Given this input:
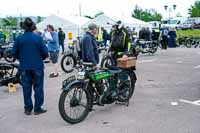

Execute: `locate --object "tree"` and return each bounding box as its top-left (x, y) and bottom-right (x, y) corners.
top-left (188, 0), bottom-right (200, 17)
top-left (1, 16), bottom-right (18, 28)
top-left (132, 5), bottom-right (162, 22)
top-left (37, 16), bottom-right (42, 23)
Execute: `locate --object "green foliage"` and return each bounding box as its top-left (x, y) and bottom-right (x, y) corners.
top-left (132, 5), bottom-right (162, 22)
top-left (177, 30), bottom-right (200, 38)
top-left (1, 16), bottom-right (18, 28)
top-left (189, 0), bottom-right (200, 17)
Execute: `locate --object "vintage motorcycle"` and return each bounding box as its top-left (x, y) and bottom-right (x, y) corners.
top-left (58, 62), bottom-right (137, 124)
top-left (0, 62), bottom-right (21, 86)
top-left (0, 42), bottom-right (16, 63)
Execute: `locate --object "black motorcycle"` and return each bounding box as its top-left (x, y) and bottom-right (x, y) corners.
top-left (61, 40), bottom-right (82, 73)
top-left (0, 62), bottom-right (21, 86)
top-left (59, 62), bottom-right (136, 124)
top-left (135, 39), bottom-right (158, 54)
top-left (0, 42), bottom-right (16, 63)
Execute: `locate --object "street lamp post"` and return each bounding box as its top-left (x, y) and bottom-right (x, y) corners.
top-left (164, 5), bottom-right (177, 20)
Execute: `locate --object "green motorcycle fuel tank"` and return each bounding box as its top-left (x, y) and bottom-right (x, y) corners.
top-left (88, 71), bottom-right (111, 81)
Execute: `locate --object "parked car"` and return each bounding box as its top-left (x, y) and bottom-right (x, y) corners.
top-left (178, 17), bottom-right (200, 30)
top-left (161, 17), bottom-right (187, 29)
top-left (192, 23), bottom-right (200, 29)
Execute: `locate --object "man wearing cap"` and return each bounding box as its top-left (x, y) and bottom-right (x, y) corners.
top-left (12, 18), bottom-right (48, 115)
top-left (82, 23), bottom-right (99, 65)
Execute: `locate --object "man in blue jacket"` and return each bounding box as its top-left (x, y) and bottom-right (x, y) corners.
top-left (82, 23), bottom-right (99, 65)
top-left (12, 18), bottom-right (49, 115)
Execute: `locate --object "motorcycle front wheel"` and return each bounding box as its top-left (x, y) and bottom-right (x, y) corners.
top-left (59, 83), bottom-right (92, 124)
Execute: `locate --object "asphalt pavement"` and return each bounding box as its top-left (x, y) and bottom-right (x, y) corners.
top-left (0, 48), bottom-right (200, 133)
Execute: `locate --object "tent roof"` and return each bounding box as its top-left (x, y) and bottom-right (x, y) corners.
top-left (82, 14), bottom-right (148, 29)
top-left (82, 14), bottom-right (116, 28)
top-left (37, 15), bottom-right (77, 30)
top-left (60, 15), bottom-right (90, 27)
top-left (109, 15), bottom-right (148, 26)
top-left (37, 14), bottom-right (90, 30)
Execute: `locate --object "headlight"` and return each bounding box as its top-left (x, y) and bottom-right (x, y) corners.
top-left (77, 72), bottom-right (85, 79)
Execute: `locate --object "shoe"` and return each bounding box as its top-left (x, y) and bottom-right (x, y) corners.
top-left (24, 110), bottom-right (32, 115)
top-left (34, 108), bottom-right (47, 115)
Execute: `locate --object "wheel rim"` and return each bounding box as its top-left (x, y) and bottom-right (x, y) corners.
top-left (64, 87), bottom-right (88, 120)
top-left (63, 56), bottom-right (74, 71)
top-left (118, 73), bottom-right (132, 100)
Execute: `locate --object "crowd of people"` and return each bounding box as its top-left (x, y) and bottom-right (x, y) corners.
top-left (138, 26), bottom-right (177, 49)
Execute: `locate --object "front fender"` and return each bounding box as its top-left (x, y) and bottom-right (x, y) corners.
top-left (62, 77), bottom-right (89, 91)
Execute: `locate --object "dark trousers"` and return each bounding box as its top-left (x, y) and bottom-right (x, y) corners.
top-left (59, 41), bottom-right (65, 53)
top-left (169, 37), bottom-right (176, 48)
top-left (103, 39), bottom-right (107, 47)
top-left (162, 36), bottom-right (168, 49)
top-left (21, 69), bottom-right (44, 112)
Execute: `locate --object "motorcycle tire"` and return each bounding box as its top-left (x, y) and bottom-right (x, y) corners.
top-left (59, 82), bottom-right (92, 124)
top-left (117, 70), bottom-right (136, 103)
top-left (61, 54), bottom-right (76, 73)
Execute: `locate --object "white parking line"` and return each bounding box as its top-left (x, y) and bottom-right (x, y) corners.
top-left (176, 61), bottom-right (183, 64)
top-left (138, 59), bottom-right (157, 63)
top-left (194, 65), bottom-right (200, 69)
top-left (180, 99), bottom-right (200, 106)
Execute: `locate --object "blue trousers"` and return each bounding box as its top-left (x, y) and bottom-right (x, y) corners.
top-left (21, 69), bottom-right (44, 112)
top-left (59, 41), bottom-right (65, 53)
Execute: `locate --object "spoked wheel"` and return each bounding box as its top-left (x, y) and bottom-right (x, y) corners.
top-left (4, 48), bottom-right (16, 63)
top-left (117, 70), bottom-right (136, 102)
top-left (185, 40), bottom-right (192, 48)
top-left (149, 42), bottom-right (158, 54)
top-left (100, 56), bottom-right (114, 68)
top-left (61, 55), bottom-right (76, 73)
top-left (59, 83), bottom-right (92, 124)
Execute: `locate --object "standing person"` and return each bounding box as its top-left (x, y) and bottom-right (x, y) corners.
top-left (82, 23), bottom-right (99, 65)
top-left (12, 18), bottom-right (48, 115)
top-left (168, 28), bottom-right (177, 48)
top-left (102, 28), bottom-right (108, 47)
top-left (161, 27), bottom-right (169, 50)
top-left (46, 25), bottom-right (60, 78)
top-left (110, 21), bottom-right (133, 63)
top-left (58, 28), bottom-right (66, 54)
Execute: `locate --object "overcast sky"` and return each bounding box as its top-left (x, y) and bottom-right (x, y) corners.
top-left (0, 0), bottom-right (196, 19)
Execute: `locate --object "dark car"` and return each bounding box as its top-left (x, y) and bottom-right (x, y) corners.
top-left (192, 23), bottom-right (200, 29)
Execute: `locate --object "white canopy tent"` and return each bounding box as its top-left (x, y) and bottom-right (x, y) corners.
top-left (37, 14), bottom-right (90, 42)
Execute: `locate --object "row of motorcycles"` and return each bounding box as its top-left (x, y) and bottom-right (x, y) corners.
top-left (177, 36), bottom-right (200, 48)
